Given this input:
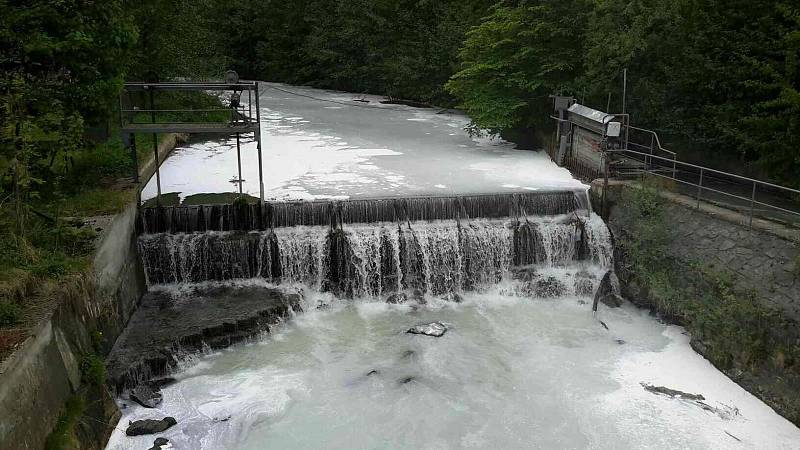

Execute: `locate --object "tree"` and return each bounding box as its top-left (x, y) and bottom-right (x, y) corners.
top-left (446, 1), bottom-right (591, 132)
top-left (0, 0), bottom-right (137, 231)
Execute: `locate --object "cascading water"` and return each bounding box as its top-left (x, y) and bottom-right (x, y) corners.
top-left (137, 213), bottom-right (612, 298)
top-left (111, 199), bottom-right (800, 450)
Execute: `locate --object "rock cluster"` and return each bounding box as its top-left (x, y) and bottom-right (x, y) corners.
top-left (125, 417), bottom-right (177, 436)
top-left (407, 322), bottom-right (447, 337)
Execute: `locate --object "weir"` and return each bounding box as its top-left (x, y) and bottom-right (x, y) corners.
top-left (137, 191), bottom-right (612, 298)
top-left (138, 190), bottom-right (588, 233)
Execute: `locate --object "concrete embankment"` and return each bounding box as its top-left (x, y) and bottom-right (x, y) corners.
top-left (593, 179), bottom-right (800, 425)
top-left (0, 204), bottom-right (145, 450)
top-left (0, 134), bottom-right (188, 450)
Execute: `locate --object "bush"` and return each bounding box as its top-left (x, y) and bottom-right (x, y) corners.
top-left (80, 353), bottom-right (106, 386)
top-left (0, 300), bottom-right (20, 326)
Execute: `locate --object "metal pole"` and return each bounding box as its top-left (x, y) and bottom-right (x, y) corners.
top-left (602, 151), bottom-right (609, 219)
top-left (149, 89), bottom-right (162, 205)
top-left (622, 69), bottom-right (628, 115)
top-left (672, 156), bottom-right (677, 179)
top-left (606, 92), bottom-right (611, 112)
top-left (236, 132), bottom-right (243, 195)
top-left (130, 133), bottom-right (139, 184)
top-left (255, 83), bottom-right (265, 204)
top-left (749, 182), bottom-right (757, 228)
top-left (697, 168), bottom-right (704, 209)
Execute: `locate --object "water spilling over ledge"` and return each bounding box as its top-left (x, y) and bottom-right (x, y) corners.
top-left (138, 190), bottom-right (588, 233)
top-left (138, 214), bottom-right (612, 295)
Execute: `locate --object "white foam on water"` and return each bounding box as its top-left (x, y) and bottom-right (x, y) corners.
top-left (106, 290), bottom-right (800, 450)
top-left (141, 83), bottom-right (584, 203)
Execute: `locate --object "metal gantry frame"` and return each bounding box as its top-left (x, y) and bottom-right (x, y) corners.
top-left (119, 80), bottom-right (264, 206)
top-left (548, 103), bottom-right (800, 227)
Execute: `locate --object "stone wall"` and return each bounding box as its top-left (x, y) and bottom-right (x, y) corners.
top-left (0, 204), bottom-right (146, 450)
top-left (594, 180), bottom-right (800, 321)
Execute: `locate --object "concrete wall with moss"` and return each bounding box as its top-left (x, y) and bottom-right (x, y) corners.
top-left (593, 180), bottom-right (800, 426)
top-left (0, 204), bottom-right (145, 450)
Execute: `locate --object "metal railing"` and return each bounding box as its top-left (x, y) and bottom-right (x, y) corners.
top-left (119, 80), bottom-right (265, 206)
top-left (623, 125), bottom-right (677, 178)
top-left (607, 148), bottom-right (800, 227)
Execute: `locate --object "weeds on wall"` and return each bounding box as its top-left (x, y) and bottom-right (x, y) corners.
top-left (620, 182), bottom-right (800, 374)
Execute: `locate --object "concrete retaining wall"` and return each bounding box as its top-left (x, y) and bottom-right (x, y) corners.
top-left (593, 180), bottom-right (800, 321)
top-left (0, 204), bottom-right (145, 450)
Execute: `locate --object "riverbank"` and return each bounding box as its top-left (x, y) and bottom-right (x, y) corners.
top-left (594, 179), bottom-right (800, 426)
top-left (0, 130), bottom-right (188, 450)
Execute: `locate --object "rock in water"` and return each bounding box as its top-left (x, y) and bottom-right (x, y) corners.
top-left (641, 383), bottom-right (705, 401)
top-left (148, 437), bottom-right (170, 450)
top-left (593, 270), bottom-right (624, 308)
top-left (130, 384), bottom-right (163, 408)
top-left (407, 322), bottom-right (447, 337)
top-left (126, 417), bottom-right (177, 436)
top-left (442, 292), bottom-right (463, 303)
top-left (386, 292), bottom-right (408, 304)
top-left (534, 277), bottom-right (567, 298)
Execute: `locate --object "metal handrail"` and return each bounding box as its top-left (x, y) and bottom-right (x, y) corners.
top-left (607, 148), bottom-right (800, 226)
top-left (626, 125), bottom-right (676, 157)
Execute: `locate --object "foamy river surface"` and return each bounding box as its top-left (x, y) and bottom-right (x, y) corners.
top-left (107, 287), bottom-right (800, 449)
top-left (141, 83), bottom-right (584, 203)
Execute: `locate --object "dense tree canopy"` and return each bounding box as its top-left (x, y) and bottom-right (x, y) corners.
top-left (1, 0), bottom-right (799, 202)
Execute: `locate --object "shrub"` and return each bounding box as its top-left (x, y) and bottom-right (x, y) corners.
top-left (0, 300), bottom-right (20, 326)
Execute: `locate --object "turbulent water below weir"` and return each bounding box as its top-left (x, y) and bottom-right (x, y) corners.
top-left (106, 286), bottom-right (800, 449)
top-left (111, 213), bottom-right (800, 449)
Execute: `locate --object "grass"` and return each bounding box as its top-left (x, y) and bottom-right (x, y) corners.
top-left (44, 395), bottom-right (85, 450)
top-left (0, 300), bottom-right (20, 326)
top-left (617, 182), bottom-right (800, 423)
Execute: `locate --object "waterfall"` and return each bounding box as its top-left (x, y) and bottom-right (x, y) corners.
top-left (138, 191), bottom-right (585, 233)
top-left (138, 213), bottom-right (613, 298)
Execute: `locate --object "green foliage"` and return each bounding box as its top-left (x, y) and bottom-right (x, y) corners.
top-left (447, 1), bottom-right (590, 132)
top-left (0, 300), bottom-right (20, 326)
top-left (217, 0), bottom-right (493, 104)
top-left (44, 395), bottom-right (85, 450)
top-left (620, 184), bottom-right (800, 374)
top-left (443, 0), bottom-right (800, 187)
top-left (80, 353), bottom-right (106, 386)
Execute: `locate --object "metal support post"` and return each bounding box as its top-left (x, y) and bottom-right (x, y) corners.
top-left (696, 168), bottom-right (704, 209)
top-left (749, 183), bottom-right (757, 228)
top-left (236, 132), bottom-right (243, 195)
top-left (130, 133), bottom-right (139, 183)
top-left (255, 83), bottom-right (265, 204)
top-left (149, 89), bottom-right (161, 205)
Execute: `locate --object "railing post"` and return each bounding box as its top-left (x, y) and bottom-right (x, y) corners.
top-left (149, 88), bottom-right (162, 206)
top-left (749, 183), bottom-right (757, 228)
top-left (236, 132), bottom-right (243, 195)
top-left (255, 83), bottom-right (265, 204)
top-left (672, 156), bottom-right (677, 179)
top-left (696, 168), bottom-right (704, 209)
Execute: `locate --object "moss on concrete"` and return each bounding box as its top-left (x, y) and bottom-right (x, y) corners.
top-left (605, 182), bottom-right (800, 426)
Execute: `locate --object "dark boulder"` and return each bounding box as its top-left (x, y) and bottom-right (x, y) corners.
top-left (407, 322), bottom-right (447, 337)
top-left (130, 384), bottom-right (163, 409)
top-left (442, 292), bottom-right (463, 303)
top-left (641, 383), bottom-right (705, 401)
top-left (149, 377), bottom-right (176, 389)
top-left (574, 270), bottom-right (597, 296)
top-left (533, 277), bottom-right (567, 298)
top-left (125, 417), bottom-right (177, 436)
top-left (386, 292), bottom-right (408, 304)
top-left (398, 376), bottom-right (416, 385)
top-left (410, 289), bottom-right (427, 304)
top-left (593, 270), bottom-right (624, 308)
top-left (510, 266), bottom-right (537, 282)
top-left (148, 437), bottom-right (169, 450)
